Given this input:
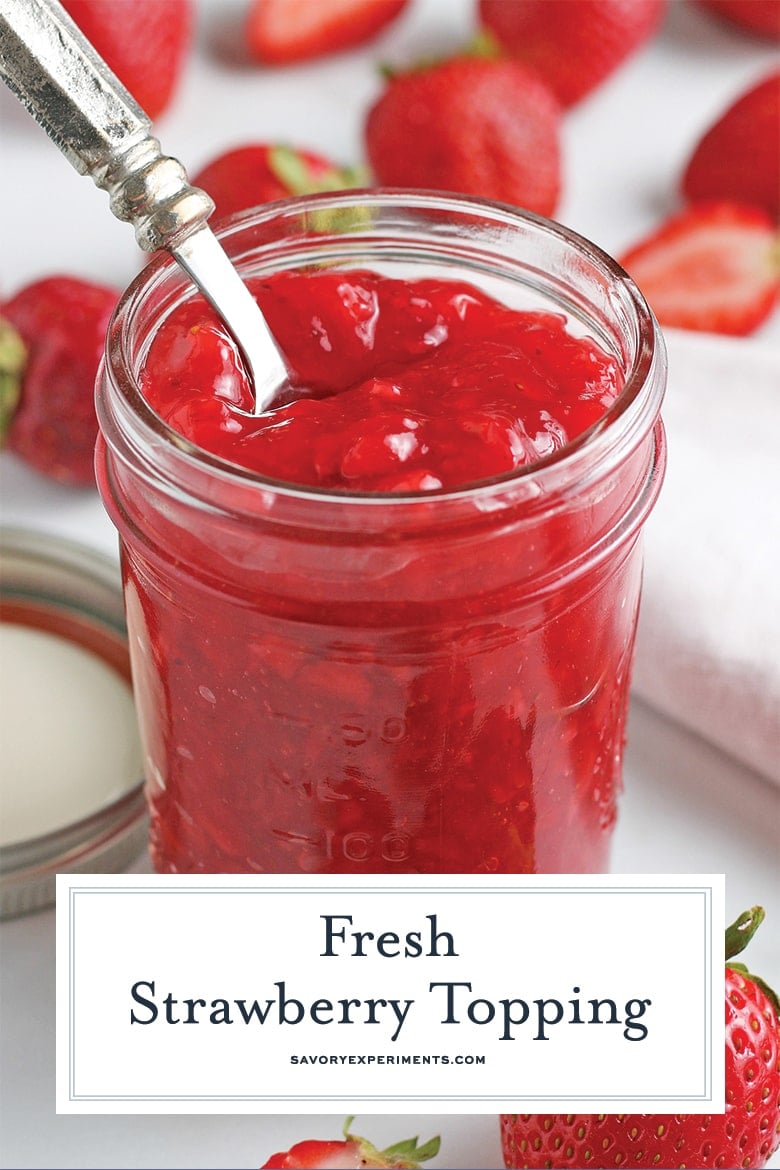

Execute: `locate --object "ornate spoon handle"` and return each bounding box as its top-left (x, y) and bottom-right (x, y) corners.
top-left (0, 0), bottom-right (289, 412)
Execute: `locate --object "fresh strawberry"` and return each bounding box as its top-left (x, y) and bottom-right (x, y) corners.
top-left (619, 202), bottom-right (780, 336)
top-left (246, 0), bottom-right (409, 65)
top-left (682, 73), bottom-right (780, 221)
top-left (59, 0), bottom-right (193, 119)
top-left (191, 144), bottom-right (361, 223)
top-left (501, 906), bottom-right (780, 1169)
top-left (365, 55), bottom-right (561, 218)
top-left (478, 0), bottom-right (666, 107)
top-left (697, 0), bottom-right (780, 40)
top-left (1, 277), bottom-right (118, 485)
top-left (0, 317), bottom-right (26, 443)
top-left (261, 1117), bottom-right (440, 1168)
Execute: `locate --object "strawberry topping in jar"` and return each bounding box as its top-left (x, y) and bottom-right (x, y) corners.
top-left (96, 192), bottom-right (666, 875)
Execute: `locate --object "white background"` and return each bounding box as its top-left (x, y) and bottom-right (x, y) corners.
top-left (56, 877), bottom-right (721, 1112)
top-left (1, 0), bottom-right (779, 1166)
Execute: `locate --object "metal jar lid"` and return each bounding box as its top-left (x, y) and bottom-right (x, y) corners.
top-left (0, 527), bottom-right (147, 918)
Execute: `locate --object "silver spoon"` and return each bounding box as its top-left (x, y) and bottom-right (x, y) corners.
top-left (0, 0), bottom-right (289, 415)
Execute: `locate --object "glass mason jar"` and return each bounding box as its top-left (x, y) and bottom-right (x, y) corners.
top-left (96, 191), bottom-right (666, 876)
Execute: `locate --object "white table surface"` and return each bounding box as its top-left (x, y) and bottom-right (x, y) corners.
top-left (1, 1), bottom-right (778, 1167)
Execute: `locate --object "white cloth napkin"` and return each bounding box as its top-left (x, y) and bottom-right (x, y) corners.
top-left (632, 327), bottom-right (780, 785)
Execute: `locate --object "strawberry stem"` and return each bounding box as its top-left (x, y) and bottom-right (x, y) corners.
top-left (342, 1115), bottom-right (356, 1139)
top-left (0, 316), bottom-right (26, 444)
top-left (268, 145), bottom-right (365, 198)
top-left (466, 29), bottom-right (503, 59)
top-left (384, 1133), bottom-right (442, 1163)
top-left (725, 906), bottom-right (780, 1017)
top-left (343, 1117), bottom-right (441, 1167)
top-left (725, 906), bottom-right (765, 960)
top-left (379, 30), bottom-right (502, 80)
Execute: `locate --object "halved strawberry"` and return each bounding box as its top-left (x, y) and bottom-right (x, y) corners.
top-left (261, 1118), bottom-right (440, 1168)
top-left (619, 202), bottom-right (780, 336)
top-left (682, 72), bottom-right (780, 221)
top-left (246, 0), bottom-right (409, 65)
top-left (192, 144), bottom-right (361, 223)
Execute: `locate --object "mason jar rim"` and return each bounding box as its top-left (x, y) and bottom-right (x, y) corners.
top-left (103, 188), bottom-right (665, 512)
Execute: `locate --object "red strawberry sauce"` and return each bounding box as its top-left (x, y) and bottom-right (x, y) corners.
top-left (142, 271), bottom-right (621, 492)
top-left (104, 267), bottom-right (649, 875)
